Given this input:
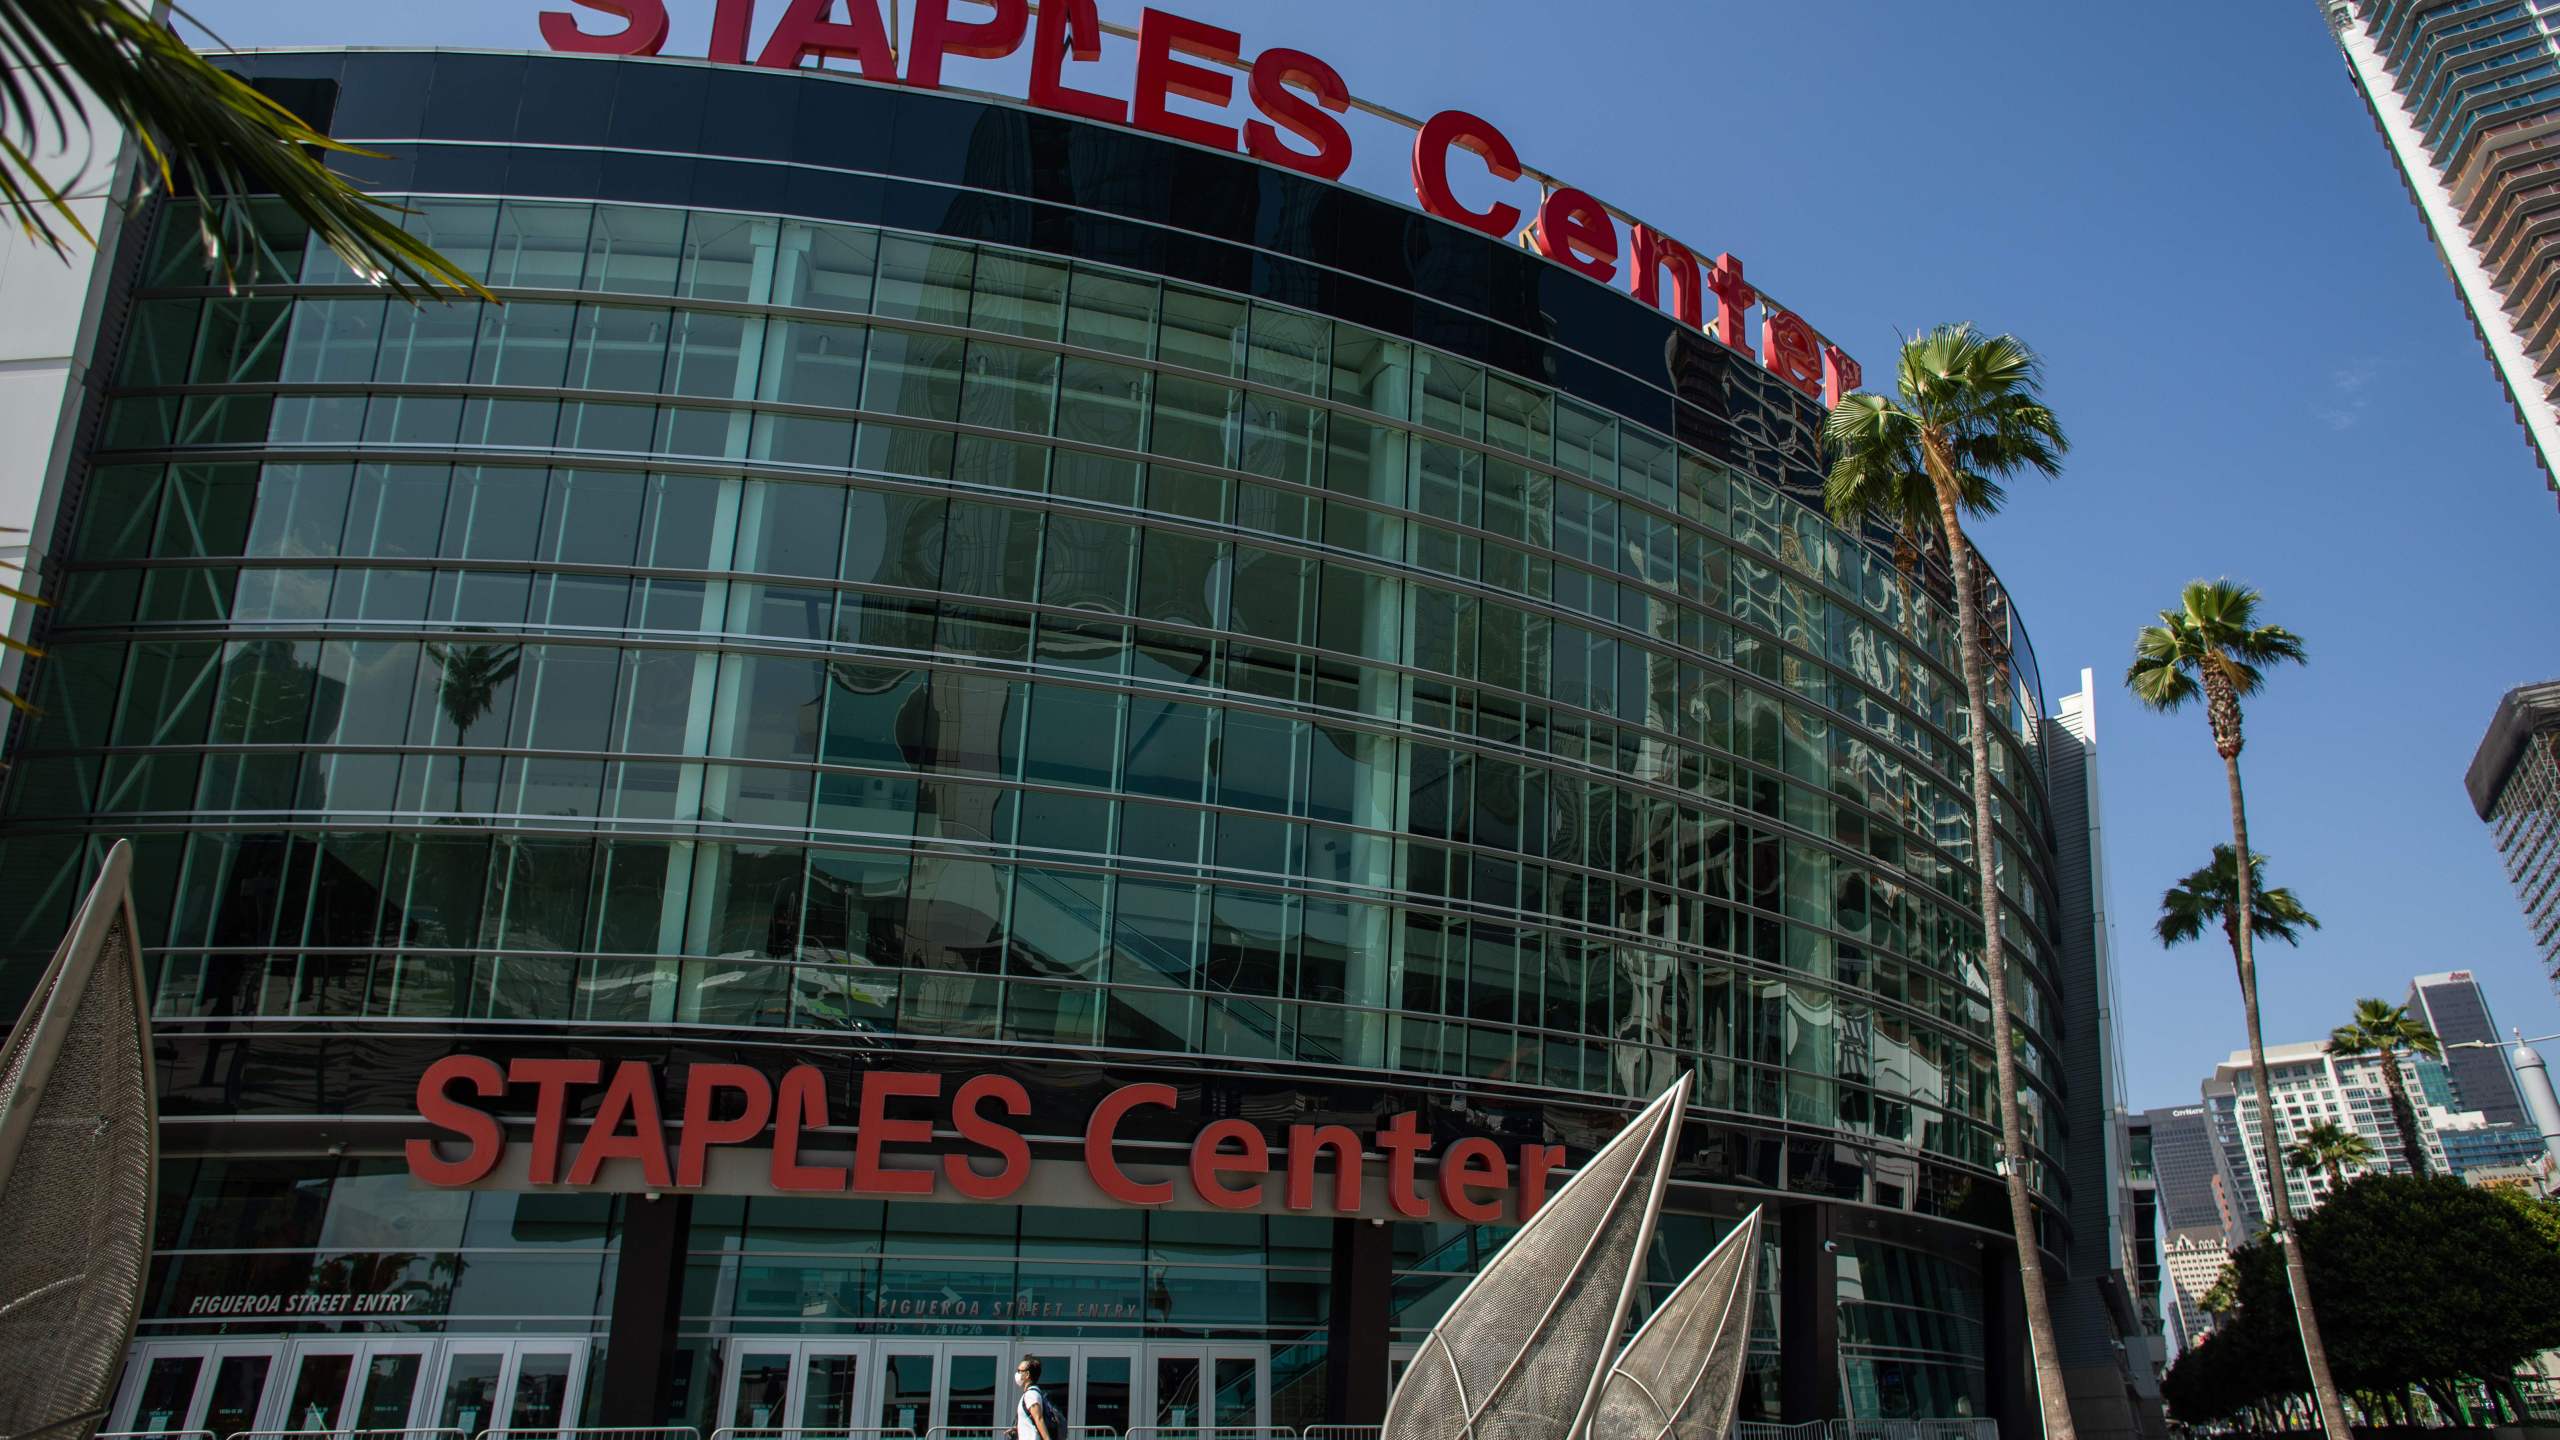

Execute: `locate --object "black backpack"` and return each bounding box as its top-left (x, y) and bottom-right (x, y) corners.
top-left (1023, 1387), bottom-right (1066, 1438)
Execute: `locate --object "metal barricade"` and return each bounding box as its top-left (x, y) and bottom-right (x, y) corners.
top-left (236, 1430), bottom-right (469, 1440)
top-left (1300, 1428), bottom-right (1379, 1440)
top-left (1731, 1424), bottom-right (1839, 1440)
top-left (1122, 1428), bottom-right (1294, 1440)
top-left (921, 1414), bottom-right (1121, 1424)
top-left (923, 1427), bottom-right (1121, 1440)
top-left (486, 1427), bottom-right (703, 1440)
top-left (711, 1429), bottom-right (915, 1440)
top-left (97, 1431), bottom-right (216, 1440)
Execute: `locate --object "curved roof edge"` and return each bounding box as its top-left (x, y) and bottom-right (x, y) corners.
top-left (2466, 680), bottom-right (2560, 818)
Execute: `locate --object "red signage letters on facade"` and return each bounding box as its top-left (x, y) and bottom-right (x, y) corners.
top-left (408, 1056), bottom-right (1568, 1220)
top-left (532, 0), bottom-right (1857, 404)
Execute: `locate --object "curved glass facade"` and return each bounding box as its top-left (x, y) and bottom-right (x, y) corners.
top-left (0, 50), bottom-right (2073, 1429)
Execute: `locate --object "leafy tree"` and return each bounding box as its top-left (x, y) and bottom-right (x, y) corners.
top-left (0, 0), bottom-right (485, 299)
top-left (2284, 1121), bottom-right (2373, 1189)
top-left (2160, 1175), bottom-right (2560, 1426)
top-left (2127, 580), bottom-right (2344, 1438)
top-left (2326, 997), bottom-right (2441, 1179)
top-left (1823, 323), bottom-right (2071, 1437)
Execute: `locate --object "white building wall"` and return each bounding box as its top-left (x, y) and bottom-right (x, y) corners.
top-left (0, 63), bottom-right (132, 717)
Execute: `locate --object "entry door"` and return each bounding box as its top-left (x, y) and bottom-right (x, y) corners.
top-left (1146, 1348), bottom-right (1265, 1438)
top-left (718, 1340), bottom-right (868, 1433)
top-left (939, 1344), bottom-right (1008, 1437)
top-left (870, 1342), bottom-right (1006, 1438)
top-left (271, 1339), bottom-right (437, 1432)
top-left (431, 1339), bottom-right (587, 1435)
top-left (1074, 1346), bottom-right (1138, 1436)
top-left (110, 1341), bottom-right (282, 1438)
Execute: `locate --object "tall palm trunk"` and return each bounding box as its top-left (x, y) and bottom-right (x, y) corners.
top-left (1921, 450), bottom-right (2075, 1440)
top-left (2216, 721), bottom-right (2351, 1440)
top-left (2374, 1040), bottom-right (2430, 1178)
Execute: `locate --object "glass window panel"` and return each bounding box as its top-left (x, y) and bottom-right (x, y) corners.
top-left (441, 464), bottom-right (547, 562)
top-left (759, 318), bottom-right (867, 406)
top-left (540, 467), bottom-right (646, 566)
top-left (469, 300), bottom-right (575, 386)
top-left (376, 298), bottom-right (479, 384)
top-left (341, 464), bottom-right (449, 557)
top-left (1415, 354), bottom-right (1483, 439)
top-left (860, 329), bottom-right (963, 421)
top-left (737, 479), bottom-right (848, 578)
top-left (491, 200), bottom-right (595, 289)
top-left (844, 488), bottom-right (947, 587)
top-left (245, 462), bottom-right (353, 558)
top-left (666, 309), bottom-right (756, 397)
top-left (958, 340), bottom-right (1057, 439)
top-left (1159, 283), bottom-right (1246, 377)
top-left (970, 249), bottom-right (1067, 339)
top-left (776, 220), bottom-right (877, 313)
top-left (679, 211), bottom-right (771, 302)
top-left (281, 297), bottom-right (384, 382)
top-left (1484, 373), bottom-right (1551, 459)
top-left (566, 304), bottom-right (670, 392)
top-left (1066, 266), bottom-right (1157, 358)
top-left (1246, 303), bottom-right (1327, 394)
top-left (586, 203), bottom-right (687, 294)
top-left (1149, 375), bottom-right (1235, 467)
top-left (873, 234), bottom-right (976, 325)
top-left (938, 500), bottom-right (1040, 601)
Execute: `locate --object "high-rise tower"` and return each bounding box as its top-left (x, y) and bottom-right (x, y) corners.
top-left (2321, 1), bottom-right (2560, 500)
top-left (2468, 681), bottom-right (2560, 990)
top-left (2408, 969), bottom-right (2531, 1124)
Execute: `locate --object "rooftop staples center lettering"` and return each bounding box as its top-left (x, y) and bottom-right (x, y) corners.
top-left (532, 0), bottom-right (1860, 406)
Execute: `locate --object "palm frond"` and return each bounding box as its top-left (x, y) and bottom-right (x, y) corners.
top-left (2154, 844), bottom-right (2319, 950)
top-left (0, 0), bottom-right (491, 302)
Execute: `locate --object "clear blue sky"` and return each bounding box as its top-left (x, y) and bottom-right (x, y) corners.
top-left (196, 0), bottom-right (2560, 1112)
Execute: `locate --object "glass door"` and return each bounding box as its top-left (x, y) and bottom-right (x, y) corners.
top-left (939, 1346), bottom-right (1006, 1439)
top-left (716, 1339), bottom-right (869, 1434)
top-left (431, 1339), bottom-right (587, 1436)
top-left (1145, 1348), bottom-right (1266, 1439)
top-left (110, 1341), bottom-right (282, 1438)
top-left (873, 1345), bottom-right (936, 1439)
top-left (1074, 1346), bottom-right (1138, 1437)
top-left (271, 1340), bottom-right (435, 1433)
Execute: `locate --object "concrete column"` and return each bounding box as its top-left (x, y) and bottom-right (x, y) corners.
top-left (1324, 1216), bottom-right (1394, 1423)
top-left (1778, 1202), bottom-right (1839, 1425)
top-left (597, 1192), bottom-right (693, 1425)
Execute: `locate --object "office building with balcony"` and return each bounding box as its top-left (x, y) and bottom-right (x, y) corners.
top-left (2322, 1), bottom-right (2560, 499)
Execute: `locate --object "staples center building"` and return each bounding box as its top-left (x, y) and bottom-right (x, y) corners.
top-left (0, 12), bottom-right (2085, 1437)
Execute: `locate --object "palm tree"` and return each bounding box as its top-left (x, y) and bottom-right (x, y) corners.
top-left (1823, 324), bottom-right (2071, 1438)
top-left (2327, 997), bottom-right (2442, 1178)
top-left (0, 0), bottom-right (487, 300)
top-left (2155, 844), bottom-right (2320, 955)
top-left (425, 643), bottom-right (521, 743)
top-left (2126, 579), bottom-right (2348, 1440)
top-left (2284, 1120), bottom-right (2374, 1189)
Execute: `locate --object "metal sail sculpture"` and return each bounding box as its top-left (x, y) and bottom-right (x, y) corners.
top-left (1586, 1207), bottom-right (1764, 1440)
top-left (0, 841), bottom-right (158, 1440)
top-left (1381, 1074), bottom-right (1688, 1440)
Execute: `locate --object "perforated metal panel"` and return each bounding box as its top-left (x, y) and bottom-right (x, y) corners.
top-left (0, 842), bottom-right (156, 1440)
top-left (1586, 1208), bottom-right (1761, 1440)
top-left (1379, 1076), bottom-right (1687, 1440)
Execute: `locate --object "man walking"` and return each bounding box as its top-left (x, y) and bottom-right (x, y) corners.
top-left (1016, 1357), bottom-right (1061, 1440)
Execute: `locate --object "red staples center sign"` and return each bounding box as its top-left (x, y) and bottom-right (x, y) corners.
top-left (408, 1055), bottom-right (1569, 1222)
top-left (535, 0), bottom-right (1861, 405)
